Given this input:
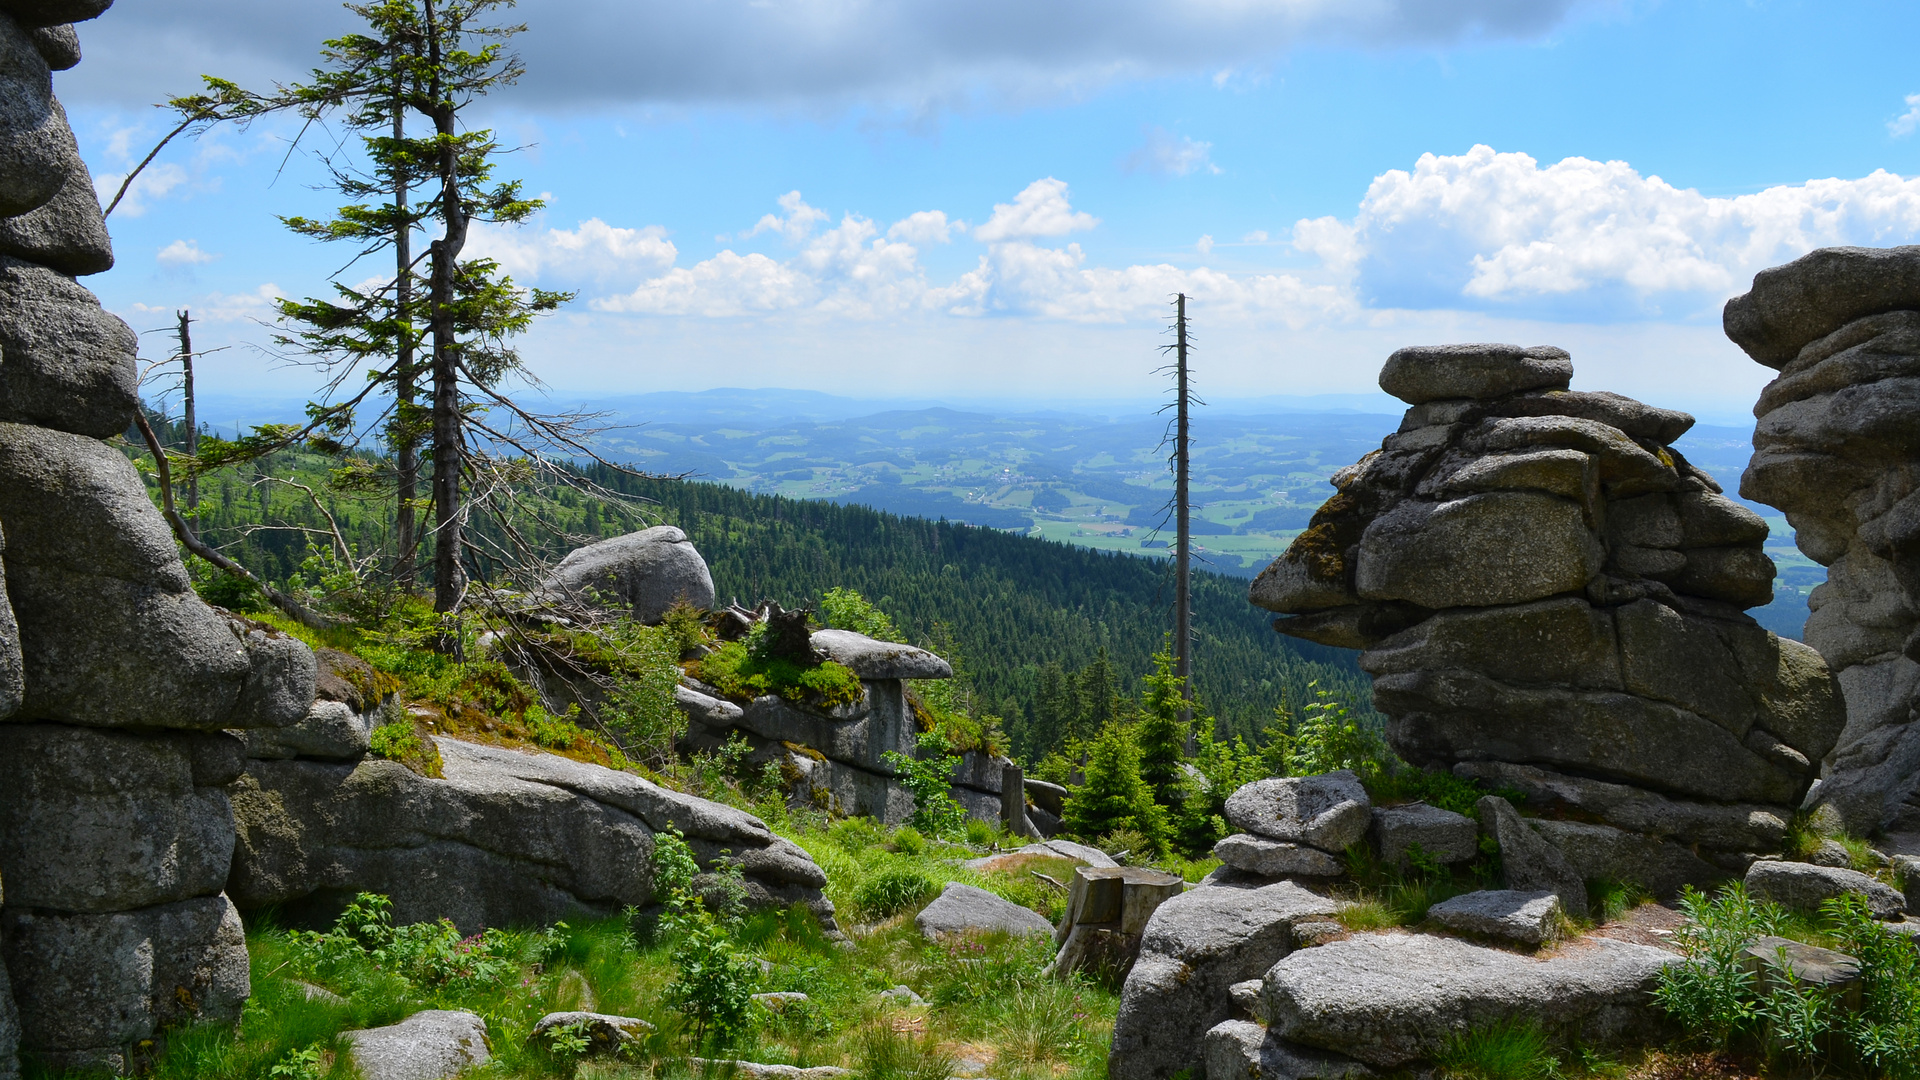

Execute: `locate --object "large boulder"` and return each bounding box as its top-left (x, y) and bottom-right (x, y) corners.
top-left (1728, 249), bottom-right (1920, 837)
top-left (0, 724), bottom-right (237, 912)
top-left (2, 894), bottom-right (249, 1074)
top-left (542, 525), bottom-right (715, 623)
top-left (1107, 881), bottom-right (1338, 1080)
top-left (1263, 932), bottom-right (1680, 1067)
top-left (1202, 1020), bottom-right (1373, 1080)
top-left (0, 257), bottom-right (135, 437)
top-left (913, 882), bottom-right (1052, 940)
top-left (0, 424), bottom-right (315, 731)
top-left (229, 736), bottom-right (835, 934)
top-left (809, 629), bottom-right (951, 679)
top-left (0, 14), bottom-right (70, 218)
top-left (1223, 771), bottom-right (1371, 853)
top-left (344, 1010), bottom-right (491, 1080)
top-left (1252, 342), bottom-right (1833, 888)
top-left (1745, 860), bottom-right (1905, 920)
top-left (0, 103), bottom-right (107, 275)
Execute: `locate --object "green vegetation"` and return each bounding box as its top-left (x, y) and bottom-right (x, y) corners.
top-left (1654, 884), bottom-right (1919, 1079)
top-left (694, 638), bottom-right (864, 709)
top-left (1436, 1018), bottom-right (1564, 1080)
top-left (59, 803), bottom-right (1117, 1080)
top-left (882, 728), bottom-right (968, 837)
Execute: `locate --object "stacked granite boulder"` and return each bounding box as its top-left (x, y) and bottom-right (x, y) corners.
top-left (1729, 246), bottom-right (1920, 841)
top-left (1249, 344), bottom-right (1846, 887)
top-left (0, 3), bottom-right (321, 1072)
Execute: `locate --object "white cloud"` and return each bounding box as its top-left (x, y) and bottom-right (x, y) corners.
top-left (94, 162), bottom-right (186, 218)
top-left (1123, 127), bottom-right (1220, 177)
top-left (1337, 145), bottom-right (1920, 315)
top-left (467, 217), bottom-right (677, 283)
top-left (1241, 229), bottom-right (1271, 243)
top-left (747, 191), bottom-right (831, 244)
top-left (1196, 235), bottom-right (1214, 255)
top-left (156, 238), bottom-right (216, 266)
top-left (1891, 93), bottom-right (1920, 138)
top-left (974, 178), bottom-right (1099, 241)
top-left (887, 210), bottom-right (958, 245)
top-left (132, 282), bottom-right (285, 324)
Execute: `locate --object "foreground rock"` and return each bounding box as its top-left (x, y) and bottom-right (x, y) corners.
top-left (230, 736), bottom-right (837, 934)
top-left (345, 1010), bottom-right (491, 1080)
top-left (1427, 890), bottom-right (1562, 946)
top-left (1745, 860), bottom-right (1905, 920)
top-left (1264, 933), bottom-right (1681, 1067)
top-left (1202, 1020), bottom-right (1374, 1080)
top-left (531, 1011), bottom-right (653, 1054)
top-left (1729, 247), bottom-right (1920, 837)
top-left (1225, 771), bottom-right (1372, 852)
top-left (914, 882), bottom-right (1053, 940)
top-left (1250, 342), bottom-right (1842, 888)
top-left (541, 524), bottom-right (715, 623)
top-left (1108, 881), bottom-right (1339, 1080)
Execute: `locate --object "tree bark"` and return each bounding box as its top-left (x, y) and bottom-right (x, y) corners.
top-left (391, 63), bottom-right (419, 587)
top-left (424, 0), bottom-right (468, 618)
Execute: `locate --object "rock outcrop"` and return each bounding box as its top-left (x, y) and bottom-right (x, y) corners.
top-left (0, 4), bottom-right (318, 1072)
top-left (1250, 344), bottom-right (1845, 887)
top-left (1729, 246), bottom-right (1920, 838)
top-left (229, 736), bottom-right (839, 935)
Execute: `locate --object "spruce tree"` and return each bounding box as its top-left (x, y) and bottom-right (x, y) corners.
top-left (1062, 721), bottom-right (1167, 854)
top-left (1136, 647), bottom-right (1192, 809)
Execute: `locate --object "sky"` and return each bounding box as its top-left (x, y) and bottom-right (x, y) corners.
top-left (53, 0), bottom-right (1920, 423)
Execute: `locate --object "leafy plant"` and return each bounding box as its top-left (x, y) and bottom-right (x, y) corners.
top-left (367, 716), bottom-right (444, 778)
top-left (654, 829), bottom-right (760, 1047)
top-left (1272, 680), bottom-right (1387, 781)
top-left (285, 893), bottom-right (520, 993)
top-left (883, 727), bottom-right (968, 837)
top-left (695, 639), bottom-right (863, 708)
top-left (820, 586), bottom-right (901, 642)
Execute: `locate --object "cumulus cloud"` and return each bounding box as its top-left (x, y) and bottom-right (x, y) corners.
top-left (1891, 93), bottom-right (1920, 138)
top-left (746, 191), bottom-right (832, 244)
top-left (156, 238), bottom-right (215, 266)
top-left (887, 210), bottom-right (959, 245)
top-left (974, 179), bottom-right (1098, 242)
top-left (1196, 235), bottom-right (1214, 255)
top-left (467, 217), bottom-right (678, 282)
top-left (93, 162), bottom-right (186, 218)
top-left (1123, 127), bottom-right (1220, 177)
top-left (1335, 145), bottom-right (1920, 316)
top-left (61, 0), bottom-right (1596, 109)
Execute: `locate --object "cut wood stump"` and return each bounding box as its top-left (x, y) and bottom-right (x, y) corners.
top-left (1045, 865), bottom-right (1184, 981)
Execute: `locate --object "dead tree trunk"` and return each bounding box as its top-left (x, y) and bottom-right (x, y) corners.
top-left (1173, 293), bottom-right (1194, 743)
top-left (177, 309), bottom-right (198, 537)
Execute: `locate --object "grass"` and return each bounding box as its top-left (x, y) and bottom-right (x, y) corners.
top-left (1438, 1019), bottom-right (1564, 1080)
top-left (30, 814), bottom-right (1118, 1080)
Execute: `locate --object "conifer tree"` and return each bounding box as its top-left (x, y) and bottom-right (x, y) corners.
top-left (1062, 722), bottom-right (1167, 855)
top-left (1073, 647), bottom-right (1121, 740)
top-left (1136, 647), bottom-right (1192, 809)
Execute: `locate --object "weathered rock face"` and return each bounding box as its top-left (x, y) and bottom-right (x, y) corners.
top-left (1251, 344), bottom-right (1843, 883)
top-left (542, 524), bottom-right (716, 623)
top-left (1729, 246), bottom-right (1920, 838)
top-left (0, 6), bottom-right (314, 1071)
top-left (229, 736), bottom-right (837, 935)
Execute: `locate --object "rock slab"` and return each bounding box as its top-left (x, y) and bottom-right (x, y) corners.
top-left (1745, 860), bottom-right (1905, 920)
top-left (1427, 890), bottom-right (1562, 946)
top-left (1224, 771), bottom-right (1372, 852)
top-left (346, 1010), bottom-right (491, 1080)
top-left (914, 882), bottom-right (1052, 940)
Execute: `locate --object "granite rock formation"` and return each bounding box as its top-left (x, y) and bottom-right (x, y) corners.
top-left (1729, 245), bottom-right (1920, 840)
top-left (0, 3), bottom-right (320, 1072)
top-left (1250, 344), bottom-right (1845, 886)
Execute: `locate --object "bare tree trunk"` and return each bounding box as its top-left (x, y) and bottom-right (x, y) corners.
top-left (178, 309), bottom-right (198, 538)
top-left (424, 0), bottom-right (468, 619)
top-left (390, 67), bottom-right (419, 588)
top-left (1173, 293), bottom-right (1193, 742)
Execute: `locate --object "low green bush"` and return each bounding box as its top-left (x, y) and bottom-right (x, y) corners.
top-left (1436, 1018), bottom-right (1563, 1080)
top-left (695, 640), bottom-right (863, 708)
top-left (853, 869), bottom-right (939, 919)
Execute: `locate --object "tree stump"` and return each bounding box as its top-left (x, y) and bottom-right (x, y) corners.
top-left (1045, 865), bottom-right (1184, 982)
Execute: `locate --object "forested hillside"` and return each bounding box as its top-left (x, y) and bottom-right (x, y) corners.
top-left (137, 420), bottom-right (1377, 761)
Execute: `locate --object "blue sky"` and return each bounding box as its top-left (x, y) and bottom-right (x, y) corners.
top-left (55, 0), bottom-right (1920, 422)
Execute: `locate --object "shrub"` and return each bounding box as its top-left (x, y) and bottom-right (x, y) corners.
top-left (853, 869), bottom-right (939, 918)
top-left (653, 829), bottom-right (760, 1047)
top-left (695, 640), bottom-right (863, 708)
top-left (882, 728), bottom-right (967, 837)
top-left (1272, 681), bottom-right (1387, 781)
top-left (368, 716), bottom-right (444, 778)
top-left (285, 893), bottom-right (521, 993)
top-left (820, 587), bottom-right (901, 642)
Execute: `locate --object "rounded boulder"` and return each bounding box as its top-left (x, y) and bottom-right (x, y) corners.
top-left (543, 525), bottom-right (715, 623)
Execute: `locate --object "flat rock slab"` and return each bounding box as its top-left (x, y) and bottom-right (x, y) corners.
top-left (345, 1010), bottom-right (491, 1080)
top-left (1428, 890), bottom-right (1562, 946)
top-left (1742, 936), bottom-right (1862, 1009)
top-left (1204, 1019), bottom-right (1374, 1080)
top-left (1479, 797), bottom-right (1589, 920)
top-left (531, 1011), bottom-right (652, 1053)
top-left (809, 629), bottom-right (952, 680)
top-left (1746, 860), bottom-right (1906, 920)
top-left (1109, 882), bottom-right (1341, 1080)
top-left (914, 882), bottom-right (1053, 940)
top-left (1378, 343), bottom-right (1573, 404)
top-left (1214, 833), bottom-right (1345, 877)
top-left (1264, 932), bottom-right (1680, 1067)
top-left (1224, 771), bottom-right (1371, 852)
top-left (689, 1060), bottom-right (852, 1080)
top-left (961, 839), bottom-right (1117, 871)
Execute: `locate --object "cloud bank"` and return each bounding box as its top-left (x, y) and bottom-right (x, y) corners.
top-left (466, 149), bottom-right (1920, 332)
